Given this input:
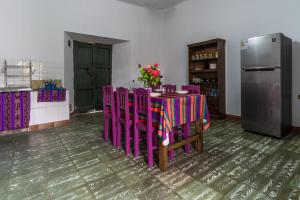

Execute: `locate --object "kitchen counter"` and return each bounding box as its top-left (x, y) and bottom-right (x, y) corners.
top-left (29, 90), bottom-right (69, 127)
top-left (0, 89), bottom-right (70, 133)
top-left (0, 88), bottom-right (32, 92)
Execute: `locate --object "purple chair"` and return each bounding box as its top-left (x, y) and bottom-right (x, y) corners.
top-left (182, 85), bottom-right (201, 94)
top-left (103, 85), bottom-right (117, 147)
top-left (161, 85), bottom-right (177, 159)
top-left (151, 84), bottom-right (161, 90)
top-left (180, 85), bottom-right (201, 154)
top-left (116, 87), bottom-right (131, 156)
top-left (133, 88), bottom-right (156, 168)
top-left (162, 84), bottom-right (177, 93)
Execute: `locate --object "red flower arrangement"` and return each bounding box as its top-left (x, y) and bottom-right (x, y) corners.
top-left (138, 63), bottom-right (162, 87)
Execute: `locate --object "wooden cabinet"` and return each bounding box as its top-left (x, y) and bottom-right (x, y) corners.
top-left (188, 39), bottom-right (226, 118)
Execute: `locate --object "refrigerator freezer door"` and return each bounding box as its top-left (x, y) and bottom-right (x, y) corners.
top-left (241, 68), bottom-right (282, 137)
top-left (241, 33), bottom-right (281, 69)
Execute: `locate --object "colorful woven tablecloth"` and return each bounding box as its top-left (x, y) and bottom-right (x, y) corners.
top-left (0, 91), bottom-right (31, 131)
top-left (158, 95), bottom-right (210, 146)
top-left (37, 89), bottom-right (66, 102)
top-left (127, 94), bottom-right (210, 146)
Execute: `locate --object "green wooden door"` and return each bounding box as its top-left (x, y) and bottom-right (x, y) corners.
top-left (74, 41), bottom-right (112, 112)
top-left (94, 44), bottom-right (112, 110)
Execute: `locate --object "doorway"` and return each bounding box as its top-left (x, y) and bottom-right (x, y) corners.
top-left (73, 41), bottom-right (112, 112)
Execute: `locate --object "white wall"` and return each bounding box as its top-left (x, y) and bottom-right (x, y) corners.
top-left (1, 0), bottom-right (300, 126)
top-left (0, 0), bottom-right (164, 109)
top-left (161, 0), bottom-right (300, 126)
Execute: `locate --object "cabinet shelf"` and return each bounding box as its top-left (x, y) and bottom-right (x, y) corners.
top-left (7, 74), bottom-right (31, 77)
top-left (191, 82), bottom-right (218, 85)
top-left (6, 65), bottom-right (31, 69)
top-left (188, 38), bottom-right (226, 118)
top-left (191, 69), bottom-right (217, 73)
top-left (190, 58), bottom-right (218, 62)
top-left (200, 82), bottom-right (218, 85)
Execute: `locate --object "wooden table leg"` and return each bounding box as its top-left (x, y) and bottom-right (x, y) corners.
top-left (195, 121), bottom-right (203, 152)
top-left (159, 141), bottom-right (168, 172)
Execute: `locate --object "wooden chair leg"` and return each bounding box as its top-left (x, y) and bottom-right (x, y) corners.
top-left (125, 124), bottom-right (131, 156)
top-left (147, 129), bottom-right (154, 168)
top-left (134, 126), bottom-right (139, 158)
top-left (159, 141), bottom-right (168, 172)
top-left (168, 132), bottom-right (175, 160)
top-left (111, 118), bottom-right (117, 147)
top-left (154, 134), bottom-right (158, 148)
top-left (117, 121), bottom-right (122, 149)
top-left (182, 123), bottom-right (191, 154)
top-left (104, 117), bottom-right (109, 142)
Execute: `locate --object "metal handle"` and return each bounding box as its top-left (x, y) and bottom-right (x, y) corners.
top-left (243, 66), bottom-right (278, 71)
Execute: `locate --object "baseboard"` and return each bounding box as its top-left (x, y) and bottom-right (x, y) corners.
top-left (29, 120), bottom-right (71, 132)
top-left (226, 114), bottom-right (241, 121)
top-left (0, 120), bottom-right (71, 136)
top-left (0, 128), bottom-right (29, 136)
top-left (293, 126), bottom-right (300, 133)
top-left (225, 114), bottom-right (300, 134)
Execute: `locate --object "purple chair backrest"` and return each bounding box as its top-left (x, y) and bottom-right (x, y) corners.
top-left (162, 84), bottom-right (177, 93)
top-left (151, 84), bottom-right (161, 90)
top-left (116, 87), bottom-right (129, 118)
top-left (133, 88), bottom-right (152, 125)
top-left (103, 85), bottom-right (115, 113)
top-left (181, 85), bottom-right (201, 94)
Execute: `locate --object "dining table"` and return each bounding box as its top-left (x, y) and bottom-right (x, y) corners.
top-left (125, 91), bottom-right (211, 171)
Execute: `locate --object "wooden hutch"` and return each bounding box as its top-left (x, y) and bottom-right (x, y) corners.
top-left (188, 39), bottom-right (226, 118)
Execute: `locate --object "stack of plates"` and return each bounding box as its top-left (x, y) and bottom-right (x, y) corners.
top-left (154, 89), bottom-right (163, 92)
top-left (176, 90), bottom-right (189, 94)
top-left (150, 92), bottom-right (161, 97)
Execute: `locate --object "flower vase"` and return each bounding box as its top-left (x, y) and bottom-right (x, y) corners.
top-left (143, 81), bottom-right (152, 92)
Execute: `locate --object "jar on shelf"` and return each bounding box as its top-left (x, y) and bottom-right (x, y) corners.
top-left (215, 52), bottom-right (219, 58)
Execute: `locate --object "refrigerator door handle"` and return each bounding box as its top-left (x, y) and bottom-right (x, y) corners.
top-left (243, 66), bottom-right (279, 71)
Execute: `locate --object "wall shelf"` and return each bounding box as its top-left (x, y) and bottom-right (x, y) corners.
top-left (4, 60), bottom-right (32, 89)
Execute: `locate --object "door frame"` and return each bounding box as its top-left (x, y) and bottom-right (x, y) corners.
top-left (73, 41), bottom-right (112, 112)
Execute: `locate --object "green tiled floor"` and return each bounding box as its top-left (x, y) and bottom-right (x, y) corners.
top-left (0, 113), bottom-right (300, 199)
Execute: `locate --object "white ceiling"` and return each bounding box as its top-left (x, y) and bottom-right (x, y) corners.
top-left (117, 0), bottom-right (186, 10)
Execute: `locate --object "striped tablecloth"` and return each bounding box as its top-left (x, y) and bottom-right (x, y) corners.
top-left (127, 94), bottom-right (210, 146)
top-left (37, 89), bottom-right (66, 102)
top-left (0, 91), bottom-right (31, 131)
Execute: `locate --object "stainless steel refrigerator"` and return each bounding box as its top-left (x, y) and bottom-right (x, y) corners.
top-left (241, 33), bottom-right (292, 138)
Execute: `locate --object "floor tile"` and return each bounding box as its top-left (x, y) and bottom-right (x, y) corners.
top-left (53, 187), bottom-right (93, 200)
top-left (79, 163), bottom-right (112, 183)
top-left (88, 175), bottom-right (126, 200)
top-left (155, 167), bottom-right (193, 190)
top-left (138, 183), bottom-right (173, 200)
top-left (176, 180), bottom-right (222, 200)
top-left (47, 172), bottom-right (85, 199)
top-left (223, 183), bottom-right (259, 200)
top-left (0, 114), bottom-right (300, 200)
top-left (107, 189), bottom-right (138, 200)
